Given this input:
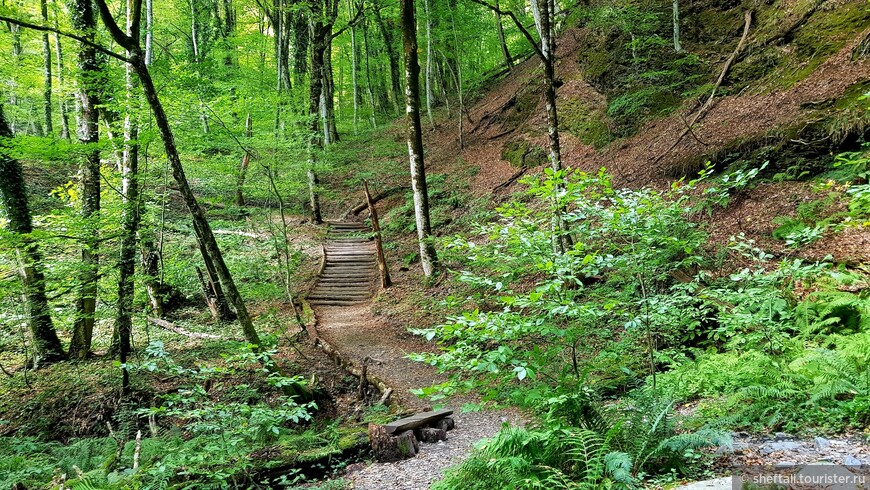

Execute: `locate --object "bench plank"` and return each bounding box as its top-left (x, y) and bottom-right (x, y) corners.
top-left (384, 409), bottom-right (454, 434)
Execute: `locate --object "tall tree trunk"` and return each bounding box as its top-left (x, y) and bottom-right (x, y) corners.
top-left (190, 0), bottom-right (200, 61)
top-left (373, 5), bottom-right (401, 113)
top-left (348, 0), bottom-right (359, 133)
top-left (495, 0), bottom-right (512, 70)
top-left (308, 25), bottom-right (326, 223)
top-left (144, 0), bottom-right (153, 65)
top-left (291, 10), bottom-right (309, 88)
top-left (236, 113), bottom-right (251, 206)
top-left (117, 1), bottom-right (140, 392)
top-left (362, 17), bottom-right (377, 128)
top-left (40, 0), bottom-right (53, 135)
top-left (53, 28), bottom-right (71, 139)
top-left (532, 0), bottom-right (570, 254)
top-left (0, 104), bottom-right (66, 365)
top-left (68, 0), bottom-right (102, 359)
top-left (672, 0), bottom-right (682, 53)
top-left (423, 0), bottom-right (434, 125)
top-left (400, 0), bottom-right (437, 276)
top-left (450, 10), bottom-right (464, 149)
top-left (322, 38), bottom-right (339, 142)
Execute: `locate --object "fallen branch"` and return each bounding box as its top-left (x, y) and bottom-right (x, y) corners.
top-left (345, 187), bottom-right (405, 217)
top-left (213, 229), bottom-right (263, 238)
top-left (653, 10), bottom-right (753, 168)
top-left (147, 317), bottom-right (222, 340)
top-left (494, 167), bottom-right (529, 191)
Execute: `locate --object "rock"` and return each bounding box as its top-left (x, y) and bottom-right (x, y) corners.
top-left (814, 436), bottom-right (831, 451)
top-left (844, 455), bottom-right (862, 467)
top-left (775, 461), bottom-right (797, 469)
top-left (433, 417), bottom-right (455, 431)
top-left (368, 424), bottom-right (419, 462)
top-left (716, 442), bottom-right (751, 455)
top-left (760, 441), bottom-right (801, 455)
top-left (415, 427), bottom-right (448, 443)
top-left (676, 477), bottom-right (733, 489)
top-left (774, 432), bottom-right (795, 441)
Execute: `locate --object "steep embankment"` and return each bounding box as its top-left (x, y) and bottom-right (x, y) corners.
top-left (421, 0), bottom-right (870, 262)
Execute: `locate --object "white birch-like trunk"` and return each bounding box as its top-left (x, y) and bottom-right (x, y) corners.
top-left (672, 0), bottom-right (682, 53)
top-left (145, 0), bottom-right (153, 65)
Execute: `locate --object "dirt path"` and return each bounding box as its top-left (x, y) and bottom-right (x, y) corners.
top-left (308, 221), bottom-right (520, 489)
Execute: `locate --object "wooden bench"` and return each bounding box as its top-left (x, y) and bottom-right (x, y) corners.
top-left (369, 409), bottom-right (456, 462)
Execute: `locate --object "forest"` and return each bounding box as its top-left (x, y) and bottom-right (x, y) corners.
top-left (0, 0), bottom-right (869, 487)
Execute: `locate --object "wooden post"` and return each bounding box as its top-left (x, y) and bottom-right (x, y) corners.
top-left (364, 181), bottom-right (391, 288)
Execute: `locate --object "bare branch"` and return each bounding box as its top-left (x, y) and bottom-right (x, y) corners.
top-left (0, 15), bottom-right (130, 62)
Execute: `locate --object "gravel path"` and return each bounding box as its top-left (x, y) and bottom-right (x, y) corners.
top-left (347, 408), bottom-right (519, 489)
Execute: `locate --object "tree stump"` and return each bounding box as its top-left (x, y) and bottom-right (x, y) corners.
top-left (434, 417), bottom-right (455, 431)
top-left (415, 427), bottom-right (447, 443)
top-left (368, 423), bottom-right (419, 462)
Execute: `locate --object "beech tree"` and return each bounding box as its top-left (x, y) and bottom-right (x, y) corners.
top-left (0, 104), bottom-right (66, 365)
top-left (400, 0), bottom-right (438, 276)
top-left (68, 0), bottom-right (102, 359)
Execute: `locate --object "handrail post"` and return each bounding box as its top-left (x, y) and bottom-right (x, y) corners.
top-left (364, 180), bottom-right (391, 288)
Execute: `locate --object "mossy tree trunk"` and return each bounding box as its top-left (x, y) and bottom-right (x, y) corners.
top-left (400, 0), bottom-right (438, 277)
top-left (117, 0), bottom-right (141, 393)
top-left (0, 104), bottom-right (66, 365)
top-left (68, 0), bottom-right (102, 359)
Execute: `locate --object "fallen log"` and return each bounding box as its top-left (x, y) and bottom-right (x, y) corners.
top-left (344, 187), bottom-right (405, 217)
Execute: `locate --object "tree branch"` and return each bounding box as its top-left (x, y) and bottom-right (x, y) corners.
top-left (466, 0), bottom-right (546, 62)
top-left (93, 0), bottom-right (135, 49)
top-left (0, 15), bottom-right (130, 63)
top-left (331, 0), bottom-right (366, 39)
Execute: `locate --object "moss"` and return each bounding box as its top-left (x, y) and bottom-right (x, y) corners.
top-left (559, 99), bottom-right (614, 148)
top-left (777, 1), bottom-right (870, 89)
top-left (500, 140), bottom-right (548, 168)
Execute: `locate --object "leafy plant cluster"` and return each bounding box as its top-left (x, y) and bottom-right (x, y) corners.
top-left (414, 165), bottom-right (870, 485)
top-left (0, 340), bottom-right (335, 489)
top-left (435, 388), bottom-right (727, 490)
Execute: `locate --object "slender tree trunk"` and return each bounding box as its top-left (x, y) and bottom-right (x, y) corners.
top-left (423, 0), bottom-right (434, 125)
top-left (190, 0), bottom-right (200, 61)
top-left (144, 0), bottom-right (153, 64)
top-left (532, 0), bottom-right (570, 254)
top-left (349, 0), bottom-right (359, 133)
top-left (450, 10), bottom-right (464, 149)
top-left (53, 28), bottom-right (71, 139)
top-left (0, 104), bottom-right (66, 365)
top-left (323, 38), bottom-right (339, 143)
top-left (117, 2), bottom-right (140, 392)
top-left (672, 0), bottom-right (682, 53)
top-left (69, 0), bottom-right (102, 359)
top-left (236, 113), bottom-right (251, 206)
top-left (40, 0), bottom-right (53, 135)
top-left (361, 17), bottom-right (377, 128)
top-left (400, 0), bottom-right (437, 276)
top-left (308, 26), bottom-right (326, 223)
top-left (374, 6), bottom-right (401, 113)
top-left (495, 0), bottom-right (512, 70)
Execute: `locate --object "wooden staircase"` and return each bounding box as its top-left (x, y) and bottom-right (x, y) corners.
top-left (308, 221), bottom-right (377, 306)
